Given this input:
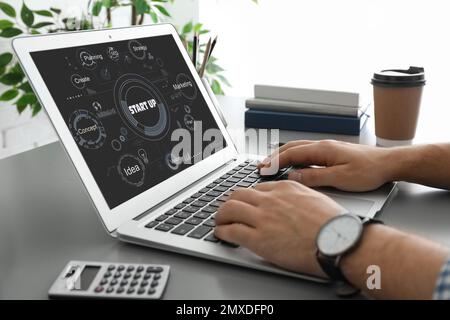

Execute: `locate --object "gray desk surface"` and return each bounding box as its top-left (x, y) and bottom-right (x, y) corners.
top-left (1, 96), bottom-right (450, 299)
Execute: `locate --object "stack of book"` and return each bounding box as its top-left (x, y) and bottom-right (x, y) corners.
top-left (245, 85), bottom-right (370, 135)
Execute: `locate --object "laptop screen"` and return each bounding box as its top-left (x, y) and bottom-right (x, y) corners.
top-left (30, 34), bottom-right (226, 209)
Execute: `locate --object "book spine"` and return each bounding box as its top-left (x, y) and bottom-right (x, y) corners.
top-left (244, 109), bottom-right (368, 136)
top-left (254, 85), bottom-right (360, 107)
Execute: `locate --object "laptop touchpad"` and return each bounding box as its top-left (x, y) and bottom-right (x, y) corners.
top-left (324, 194), bottom-right (375, 217)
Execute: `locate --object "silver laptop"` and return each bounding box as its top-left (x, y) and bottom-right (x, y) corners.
top-left (13, 24), bottom-right (395, 282)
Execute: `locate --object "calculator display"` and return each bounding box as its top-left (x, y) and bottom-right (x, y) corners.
top-left (79, 266), bottom-right (101, 290)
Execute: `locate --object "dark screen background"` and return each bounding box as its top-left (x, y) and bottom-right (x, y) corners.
top-left (31, 34), bottom-right (225, 209)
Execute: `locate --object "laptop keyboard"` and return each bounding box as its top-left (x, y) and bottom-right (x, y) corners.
top-left (144, 160), bottom-right (289, 247)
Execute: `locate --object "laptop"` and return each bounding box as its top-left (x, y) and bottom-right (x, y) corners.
top-left (13, 24), bottom-right (395, 282)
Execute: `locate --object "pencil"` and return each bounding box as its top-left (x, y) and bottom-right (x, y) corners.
top-left (199, 37), bottom-right (212, 77)
top-left (192, 33), bottom-right (198, 68)
top-left (208, 36), bottom-right (218, 61)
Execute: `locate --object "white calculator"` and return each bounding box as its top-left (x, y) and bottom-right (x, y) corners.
top-left (48, 260), bottom-right (170, 299)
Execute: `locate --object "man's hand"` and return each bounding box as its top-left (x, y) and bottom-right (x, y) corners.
top-left (214, 180), bottom-right (345, 277)
top-left (258, 140), bottom-right (395, 192)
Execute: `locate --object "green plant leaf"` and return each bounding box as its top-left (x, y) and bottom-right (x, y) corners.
top-left (149, 10), bottom-right (158, 23)
top-left (30, 29), bottom-right (40, 34)
top-left (216, 74), bottom-right (231, 87)
top-left (135, 0), bottom-right (150, 15)
top-left (16, 92), bottom-right (37, 106)
top-left (206, 63), bottom-right (224, 74)
top-left (0, 2), bottom-right (16, 18)
top-left (50, 7), bottom-right (61, 14)
top-left (21, 2), bottom-right (34, 27)
top-left (92, 1), bottom-right (103, 16)
top-left (193, 23), bottom-right (203, 33)
top-left (0, 27), bottom-right (22, 38)
top-left (0, 72), bottom-right (23, 85)
top-left (0, 19), bottom-right (13, 30)
top-left (199, 29), bottom-right (209, 35)
top-left (31, 22), bottom-right (54, 29)
top-left (0, 88), bottom-right (19, 101)
top-left (10, 63), bottom-right (24, 76)
top-left (211, 79), bottom-right (223, 95)
top-left (34, 10), bottom-right (52, 17)
top-left (102, 0), bottom-right (112, 8)
top-left (182, 21), bottom-right (193, 35)
top-left (32, 101), bottom-right (41, 116)
top-left (0, 52), bottom-right (12, 68)
top-left (16, 103), bottom-right (27, 114)
top-left (154, 5), bottom-right (171, 17)
top-left (18, 81), bottom-right (32, 92)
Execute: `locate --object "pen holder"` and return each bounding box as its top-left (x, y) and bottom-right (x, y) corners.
top-left (201, 77), bottom-right (228, 127)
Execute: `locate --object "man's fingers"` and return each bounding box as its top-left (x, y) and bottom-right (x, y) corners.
top-left (229, 188), bottom-right (266, 206)
top-left (264, 143), bottom-right (332, 173)
top-left (214, 223), bottom-right (257, 248)
top-left (288, 167), bottom-right (341, 188)
top-left (216, 199), bottom-right (260, 227)
top-left (258, 140), bottom-right (314, 168)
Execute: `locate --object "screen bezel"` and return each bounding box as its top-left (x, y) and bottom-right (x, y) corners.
top-left (12, 24), bottom-right (238, 233)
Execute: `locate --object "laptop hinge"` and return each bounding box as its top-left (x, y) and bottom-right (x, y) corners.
top-left (132, 158), bottom-right (238, 222)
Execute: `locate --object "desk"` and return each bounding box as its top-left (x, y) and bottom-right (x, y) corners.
top-left (1, 96), bottom-right (450, 299)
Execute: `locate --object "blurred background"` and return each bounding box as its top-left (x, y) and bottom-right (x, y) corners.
top-left (1, 0), bottom-right (450, 159)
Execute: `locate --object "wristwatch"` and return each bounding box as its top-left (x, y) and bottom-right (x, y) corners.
top-left (315, 213), bottom-right (382, 297)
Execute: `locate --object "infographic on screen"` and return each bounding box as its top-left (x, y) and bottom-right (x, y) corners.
top-left (31, 35), bottom-right (226, 209)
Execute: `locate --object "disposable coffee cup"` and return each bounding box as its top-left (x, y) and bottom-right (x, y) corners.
top-left (371, 66), bottom-right (425, 147)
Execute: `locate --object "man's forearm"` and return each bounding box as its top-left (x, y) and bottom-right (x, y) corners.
top-left (386, 143), bottom-right (450, 190)
top-left (340, 224), bottom-right (449, 299)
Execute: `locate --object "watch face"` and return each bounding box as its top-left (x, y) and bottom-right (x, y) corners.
top-left (316, 214), bottom-right (363, 256)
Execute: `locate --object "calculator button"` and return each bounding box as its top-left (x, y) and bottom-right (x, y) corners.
top-left (127, 288), bottom-right (135, 294)
top-left (103, 271), bottom-right (112, 278)
top-left (143, 273), bottom-right (152, 280)
top-left (106, 287), bottom-right (114, 293)
top-left (123, 272), bottom-right (132, 279)
top-left (151, 281), bottom-right (159, 288)
top-left (100, 278), bottom-right (108, 285)
top-left (146, 266), bottom-right (163, 273)
top-left (130, 280), bottom-right (139, 287)
top-left (116, 287), bottom-right (125, 294)
top-left (107, 265), bottom-right (115, 271)
top-left (148, 288), bottom-right (156, 295)
top-left (138, 288), bottom-right (146, 295)
top-left (153, 274), bottom-right (161, 280)
top-left (127, 266), bottom-right (135, 272)
top-left (117, 265), bottom-right (125, 271)
top-left (137, 266), bottom-right (144, 272)
top-left (94, 286), bottom-right (104, 293)
top-left (114, 272), bottom-right (122, 278)
top-left (120, 280), bottom-right (128, 286)
top-left (140, 280), bottom-right (149, 287)
top-left (133, 273), bottom-right (142, 279)
top-left (110, 279), bottom-right (118, 286)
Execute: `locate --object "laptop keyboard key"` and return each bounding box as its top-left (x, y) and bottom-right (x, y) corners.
top-left (145, 221), bottom-right (159, 228)
top-left (165, 217), bottom-right (183, 225)
top-left (237, 181), bottom-right (252, 188)
top-left (206, 191), bottom-right (221, 197)
top-left (202, 206), bottom-right (217, 214)
top-left (183, 197), bottom-right (195, 204)
top-left (203, 219), bottom-right (216, 227)
top-left (174, 203), bottom-right (185, 210)
top-left (220, 174), bottom-right (230, 179)
top-left (156, 214), bottom-right (169, 221)
top-left (171, 223), bottom-right (195, 235)
top-left (227, 177), bottom-right (240, 183)
top-left (214, 178), bottom-right (224, 184)
top-left (182, 206), bottom-right (199, 213)
top-left (192, 201), bottom-right (208, 207)
top-left (165, 208), bottom-right (178, 215)
top-left (206, 183), bottom-right (216, 188)
top-left (194, 211), bottom-right (211, 219)
top-left (213, 186), bottom-right (228, 192)
top-left (199, 188), bottom-right (209, 193)
top-left (210, 201), bottom-right (222, 208)
top-left (174, 211), bottom-right (191, 219)
top-left (233, 173), bottom-right (246, 179)
top-left (220, 181), bottom-right (234, 187)
top-left (188, 226), bottom-right (212, 239)
top-left (191, 193), bottom-right (203, 199)
top-left (186, 217), bottom-right (202, 225)
top-left (217, 195), bottom-right (228, 202)
top-left (199, 195), bottom-right (214, 202)
top-left (155, 224), bottom-right (173, 232)
top-left (204, 232), bottom-right (220, 243)
top-left (244, 177), bottom-right (258, 183)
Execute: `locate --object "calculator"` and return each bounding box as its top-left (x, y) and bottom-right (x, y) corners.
top-left (48, 260), bottom-right (170, 299)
